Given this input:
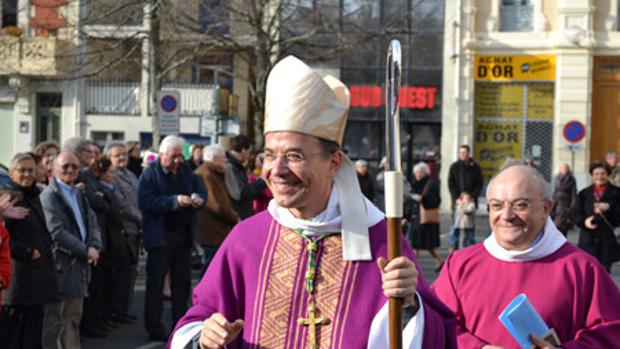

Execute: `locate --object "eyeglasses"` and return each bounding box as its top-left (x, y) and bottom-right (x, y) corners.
top-left (263, 151), bottom-right (326, 165)
top-left (15, 168), bottom-right (35, 174)
top-left (61, 163), bottom-right (79, 171)
top-left (487, 198), bottom-right (544, 213)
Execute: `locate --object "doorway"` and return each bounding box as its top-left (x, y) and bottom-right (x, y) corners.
top-left (591, 57), bottom-right (620, 162)
top-left (36, 93), bottom-right (62, 143)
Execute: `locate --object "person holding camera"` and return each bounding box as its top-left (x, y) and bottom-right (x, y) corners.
top-left (137, 135), bottom-right (207, 341)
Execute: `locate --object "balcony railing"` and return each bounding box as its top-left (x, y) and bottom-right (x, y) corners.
top-left (86, 80), bottom-right (220, 116)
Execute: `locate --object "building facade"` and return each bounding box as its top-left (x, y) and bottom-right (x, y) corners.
top-left (440, 0), bottom-right (620, 209)
top-left (0, 0), bottom-right (228, 166)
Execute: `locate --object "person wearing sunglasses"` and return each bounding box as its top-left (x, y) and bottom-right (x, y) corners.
top-left (39, 152), bottom-right (103, 349)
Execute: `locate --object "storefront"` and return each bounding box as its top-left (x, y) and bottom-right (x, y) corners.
top-left (473, 55), bottom-right (556, 182)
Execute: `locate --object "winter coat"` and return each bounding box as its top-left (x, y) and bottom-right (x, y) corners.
top-left (551, 172), bottom-right (577, 233)
top-left (40, 177), bottom-right (103, 299)
top-left (224, 153), bottom-right (267, 220)
top-left (447, 159), bottom-right (483, 206)
top-left (575, 184), bottom-right (620, 267)
top-left (357, 173), bottom-right (375, 202)
top-left (454, 201), bottom-right (476, 230)
top-left (0, 223), bottom-right (11, 304)
top-left (195, 162), bottom-right (239, 246)
top-left (3, 184), bottom-right (59, 305)
top-left (137, 160), bottom-right (207, 250)
top-left (113, 168), bottom-right (142, 237)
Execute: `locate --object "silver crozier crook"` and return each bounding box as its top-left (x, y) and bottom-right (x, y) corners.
top-left (384, 39), bottom-right (403, 349)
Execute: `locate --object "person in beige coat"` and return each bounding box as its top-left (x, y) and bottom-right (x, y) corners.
top-left (195, 145), bottom-right (240, 275)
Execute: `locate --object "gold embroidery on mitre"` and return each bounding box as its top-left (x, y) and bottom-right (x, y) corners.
top-left (264, 56), bottom-right (350, 146)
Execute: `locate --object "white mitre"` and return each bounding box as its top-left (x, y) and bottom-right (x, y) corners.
top-left (264, 56), bottom-right (372, 261)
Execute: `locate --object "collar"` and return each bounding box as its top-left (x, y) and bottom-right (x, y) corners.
top-left (56, 178), bottom-right (76, 193)
top-left (268, 171), bottom-right (383, 261)
top-left (483, 217), bottom-right (567, 262)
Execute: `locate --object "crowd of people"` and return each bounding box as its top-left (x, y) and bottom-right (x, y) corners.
top-left (0, 54), bottom-right (619, 349)
top-left (0, 134), bottom-right (273, 348)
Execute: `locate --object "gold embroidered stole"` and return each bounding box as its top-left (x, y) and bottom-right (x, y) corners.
top-left (251, 223), bottom-right (359, 349)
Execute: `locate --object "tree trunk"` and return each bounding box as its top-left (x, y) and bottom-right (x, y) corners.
top-left (149, 0), bottom-right (162, 149)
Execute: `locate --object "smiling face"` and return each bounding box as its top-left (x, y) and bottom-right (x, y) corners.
top-left (10, 158), bottom-right (36, 188)
top-left (591, 166), bottom-right (609, 186)
top-left (487, 166), bottom-right (553, 251)
top-left (262, 132), bottom-right (343, 219)
top-left (53, 152), bottom-right (80, 185)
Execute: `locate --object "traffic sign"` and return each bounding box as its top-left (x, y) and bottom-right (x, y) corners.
top-left (158, 91), bottom-right (180, 135)
top-left (562, 120), bottom-right (585, 143)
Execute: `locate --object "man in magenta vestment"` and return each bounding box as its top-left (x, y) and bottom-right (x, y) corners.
top-left (433, 164), bottom-right (620, 349)
top-left (169, 56), bottom-right (456, 348)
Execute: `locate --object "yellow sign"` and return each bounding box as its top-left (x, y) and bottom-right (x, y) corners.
top-left (527, 84), bottom-right (554, 120)
top-left (474, 121), bottom-right (522, 182)
top-left (475, 55), bottom-right (556, 81)
top-left (475, 83), bottom-right (523, 118)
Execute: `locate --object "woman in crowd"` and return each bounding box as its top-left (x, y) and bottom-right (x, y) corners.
top-left (551, 163), bottom-right (578, 236)
top-left (125, 141), bottom-right (143, 178)
top-left (81, 157), bottom-right (134, 338)
top-left (185, 143), bottom-right (204, 171)
top-left (408, 162), bottom-right (443, 271)
top-left (0, 153), bottom-right (59, 348)
top-left (195, 145), bottom-right (239, 273)
top-left (575, 161), bottom-right (620, 272)
top-left (33, 141), bottom-right (59, 185)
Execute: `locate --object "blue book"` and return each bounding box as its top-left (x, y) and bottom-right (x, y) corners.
top-left (499, 294), bottom-right (550, 349)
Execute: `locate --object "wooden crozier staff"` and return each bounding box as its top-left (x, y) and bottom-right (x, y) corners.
top-left (384, 39), bottom-right (403, 349)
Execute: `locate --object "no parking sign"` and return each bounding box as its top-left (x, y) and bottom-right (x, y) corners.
top-left (158, 91), bottom-right (180, 135)
top-left (562, 120), bottom-right (585, 144)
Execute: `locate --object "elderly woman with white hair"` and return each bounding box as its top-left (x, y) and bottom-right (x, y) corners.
top-left (194, 144), bottom-right (239, 274)
top-left (408, 161), bottom-right (443, 272)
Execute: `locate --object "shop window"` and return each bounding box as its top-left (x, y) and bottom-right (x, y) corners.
top-left (500, 0), bottom-right (533, 32)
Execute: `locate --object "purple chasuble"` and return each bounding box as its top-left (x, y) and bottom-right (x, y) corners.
top-left (170, 210), bottom-right (456, 348)
top-left (432, 243), bottom-right (620, 349)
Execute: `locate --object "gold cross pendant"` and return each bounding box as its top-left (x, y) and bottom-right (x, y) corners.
top-left (298, 303), bottom-right (330, 349)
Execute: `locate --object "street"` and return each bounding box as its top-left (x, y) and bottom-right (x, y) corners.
top-left (84, 213), bottom-right (620, 348)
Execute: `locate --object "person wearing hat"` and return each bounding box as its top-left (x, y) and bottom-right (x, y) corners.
top-left (169, 56), bottom-right (456, 349)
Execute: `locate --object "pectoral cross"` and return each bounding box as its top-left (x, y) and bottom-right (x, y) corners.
top-left (298, 303), bottom-right (330, 349)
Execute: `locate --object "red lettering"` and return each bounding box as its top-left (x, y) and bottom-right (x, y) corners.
top-left (426, 87), bottom-right (437, 109)
top-left (371, 86), bottom-right (382, 107)
top-left (348, 85), bottom-right (437, 110)
top-left (415, 88), bottom-right (426, 108)
top-left (361, 86), bottom-right (371, 107)
top-left (350, 86), bottom-right (360, 107)
top-left (407, 87), bottom-right (417, 108)
top-left (398, 87), bottom-right (407, 108)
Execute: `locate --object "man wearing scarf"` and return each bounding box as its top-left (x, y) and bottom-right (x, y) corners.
top-left (432, 164), bottom-right (620, 349)
top-left (169, 56), bottom-right (456, 348)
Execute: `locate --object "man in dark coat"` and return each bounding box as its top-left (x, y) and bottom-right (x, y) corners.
top-left (447, 145), bottom-right (483, 251)
top-left (224, 135), bottom-right (267, 219)
top-left (137, 135), bottom-right (207, 341)
top-left (40, 152), bottom-right (102, 349)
